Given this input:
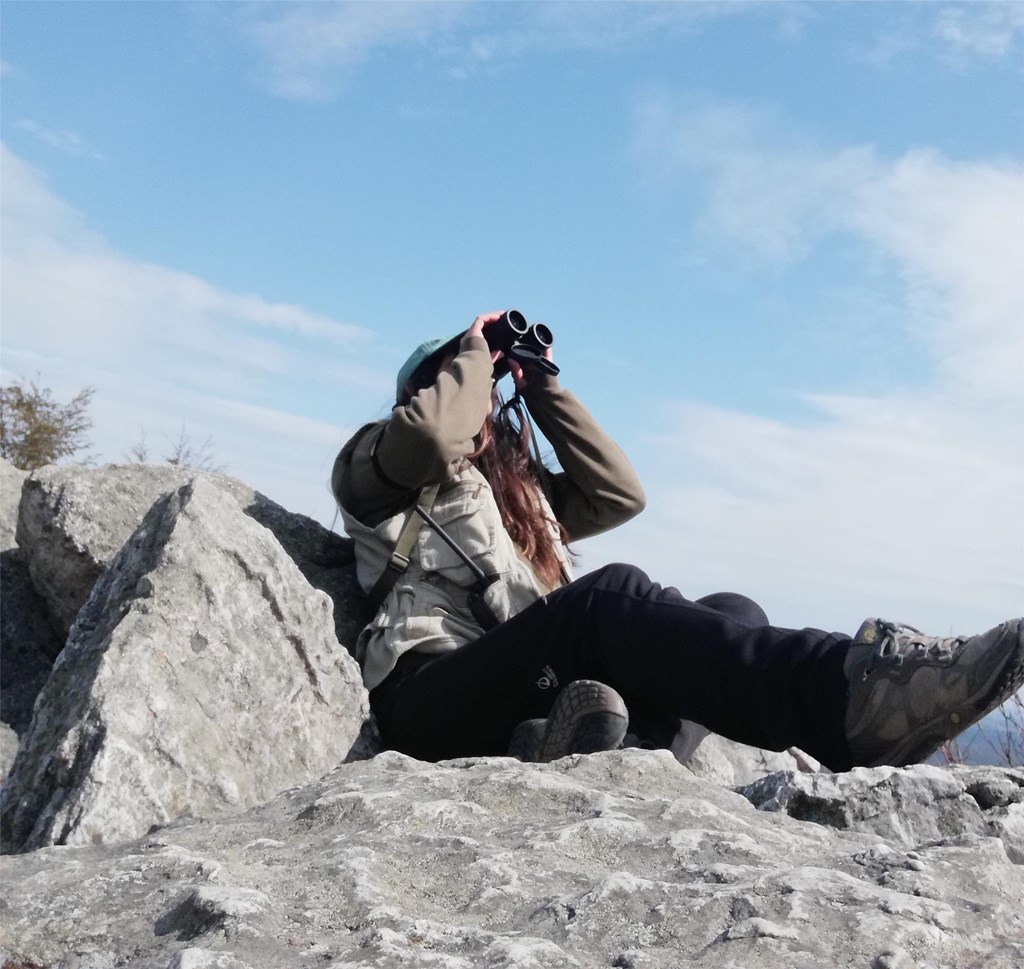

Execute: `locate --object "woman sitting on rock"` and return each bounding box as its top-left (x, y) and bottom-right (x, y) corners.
top-left (332, 311), bottom-right (1023, 770)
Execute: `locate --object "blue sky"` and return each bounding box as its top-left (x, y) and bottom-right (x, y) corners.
top-left (2, 1), bottom-right (1022, 650)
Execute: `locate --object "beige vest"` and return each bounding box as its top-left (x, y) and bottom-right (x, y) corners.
top-left (341, 464), bottom-right (572, 690)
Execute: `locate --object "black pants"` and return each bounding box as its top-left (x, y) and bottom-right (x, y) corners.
top-left (370, 563), bottom-right (854, 771)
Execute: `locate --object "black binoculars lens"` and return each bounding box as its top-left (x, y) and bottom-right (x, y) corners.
top-left (532, 323), bottom-right (553, 348)
top-left (505, 310), bottom-right (528, 334)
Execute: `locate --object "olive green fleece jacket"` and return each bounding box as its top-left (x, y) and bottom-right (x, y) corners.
top-left (332, 332), bottom-right (647, 540)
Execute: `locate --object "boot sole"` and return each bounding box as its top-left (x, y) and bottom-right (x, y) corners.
top-left (537, 680), bottom-right (629, 763)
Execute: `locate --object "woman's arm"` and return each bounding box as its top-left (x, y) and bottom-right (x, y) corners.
top-left (519, 370), bottom-right (646, 542)
top-left (333, 324), bottom-right (496, 526)
top-left (375, 332), bottom-right (493, 488)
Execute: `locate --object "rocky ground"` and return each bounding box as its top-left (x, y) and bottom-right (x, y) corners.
top-left (3, 752), bottom-right (1023, 969)
top-left (1, 459), bottom-right (1021, 969)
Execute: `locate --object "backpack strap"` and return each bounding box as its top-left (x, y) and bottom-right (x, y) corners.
top-left (365, 482), bottom-right (439, 615)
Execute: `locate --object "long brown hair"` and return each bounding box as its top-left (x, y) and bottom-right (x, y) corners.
top-left (402, 363), bottom-right (570, 590)
top-left (470, 389), bottom-right (571, 590)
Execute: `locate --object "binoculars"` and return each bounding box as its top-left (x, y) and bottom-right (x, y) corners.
top-left (486, 310), bottom-right (560, 380)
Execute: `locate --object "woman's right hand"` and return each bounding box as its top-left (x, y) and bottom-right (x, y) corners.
top-left (467, 312), bottom-right (506, 366)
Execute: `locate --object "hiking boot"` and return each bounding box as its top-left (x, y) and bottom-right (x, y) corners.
top-left (844, 617), bottom-right (1024, 767)
top-left (507, 718), bottom-right (547, 761)
top-left (507, 680), bottom-right (629, 763)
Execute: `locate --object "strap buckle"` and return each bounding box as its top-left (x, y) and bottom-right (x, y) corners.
top-left (387, 552), bottom-right (411, 572)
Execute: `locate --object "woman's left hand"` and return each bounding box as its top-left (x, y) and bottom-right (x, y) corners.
top-left (508, 347), bottom-right (555, 392)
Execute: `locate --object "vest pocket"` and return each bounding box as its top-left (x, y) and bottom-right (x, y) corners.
top-left (415, 496), bottom-right (500, 585)
top-left (389, 584), bottom-right (480, 653)
top-left (403, 605), bottom-right (482, 647)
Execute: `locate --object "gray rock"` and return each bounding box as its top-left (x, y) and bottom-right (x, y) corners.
top-left (683, 731), bottom-right (821, 786)
top-left (740, 763), bottom-right (1024, 860)
top-left (1, 457), bottom-right (27, 552)
top-left (166, 949), bottom-right (252, 969)
top-left (0, 478), bottom-right (371, 853)
top-left (873, 950), bottom-right (917, 969)
top-left (14, 462), bottom-right (368, 647)
top-left (1, 751), bottom-right (1022, 969)
top-left (0, 721), bottom-right (19, 780)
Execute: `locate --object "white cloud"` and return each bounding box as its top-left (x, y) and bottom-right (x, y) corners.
top-left (633, 101), bottom-right (1024, 404)
top-left (642, 103), bottom-right (879, 261)
top-left (586, 389), bottom-right (1022, 630)
top-left (16, 120), bottom-right (105, 160)
top-left (1, 145), bottom-right (368, 351)
top-left (615, 102), bottom-right (1024, 636)
top-left (194, 3), bottom-right (1024, 100)
top-left (475, 1), bottom-right (737, 56)
top-left (865, 2), bottom-right (1024, 68)
top-left (850, 151), bottom-right (1024, 403)
top-left (232, 1), bottom-right (757, 97)
top-left (0, 144), bottom-right (391, 526)
top-left (199, 396), bottom-right (352, 449)
top-left (933, 2), bottom-right (1024, 63)
top-left (240, 1), bottom-right (468, 99)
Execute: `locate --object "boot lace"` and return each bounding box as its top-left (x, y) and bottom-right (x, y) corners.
top-left (868, 621), bottom-right (968, 673)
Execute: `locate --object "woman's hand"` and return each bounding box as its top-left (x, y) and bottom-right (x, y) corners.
top-left (467, 311), bottom-right (556, 389)
top-left (508, 346), bottom-right (555, 392)
top-left (466, 312), bottom-right (506, 366)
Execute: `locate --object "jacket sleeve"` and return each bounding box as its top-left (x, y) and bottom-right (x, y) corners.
top-left (520, 371), bottom-right (646, 542)
top-left (332, 333), bottom-right (494, 527)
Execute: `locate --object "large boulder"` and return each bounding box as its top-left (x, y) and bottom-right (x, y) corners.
top-left (14, 463), bottom-right (368, 648)
top-left (0, 478), bottom-right (371, 853)
top-left (1, 751), bottom-right (1022, 969)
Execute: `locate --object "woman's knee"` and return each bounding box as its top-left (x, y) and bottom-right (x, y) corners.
top-left (582, 562), bottom-right (653, 595)
top-left (696, 592), bottom-right (769, 627)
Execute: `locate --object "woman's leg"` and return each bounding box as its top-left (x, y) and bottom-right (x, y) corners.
top-left (372, 563), bottom-right (853, 768)
top-left (622, 591), bottom-right (770, 750)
